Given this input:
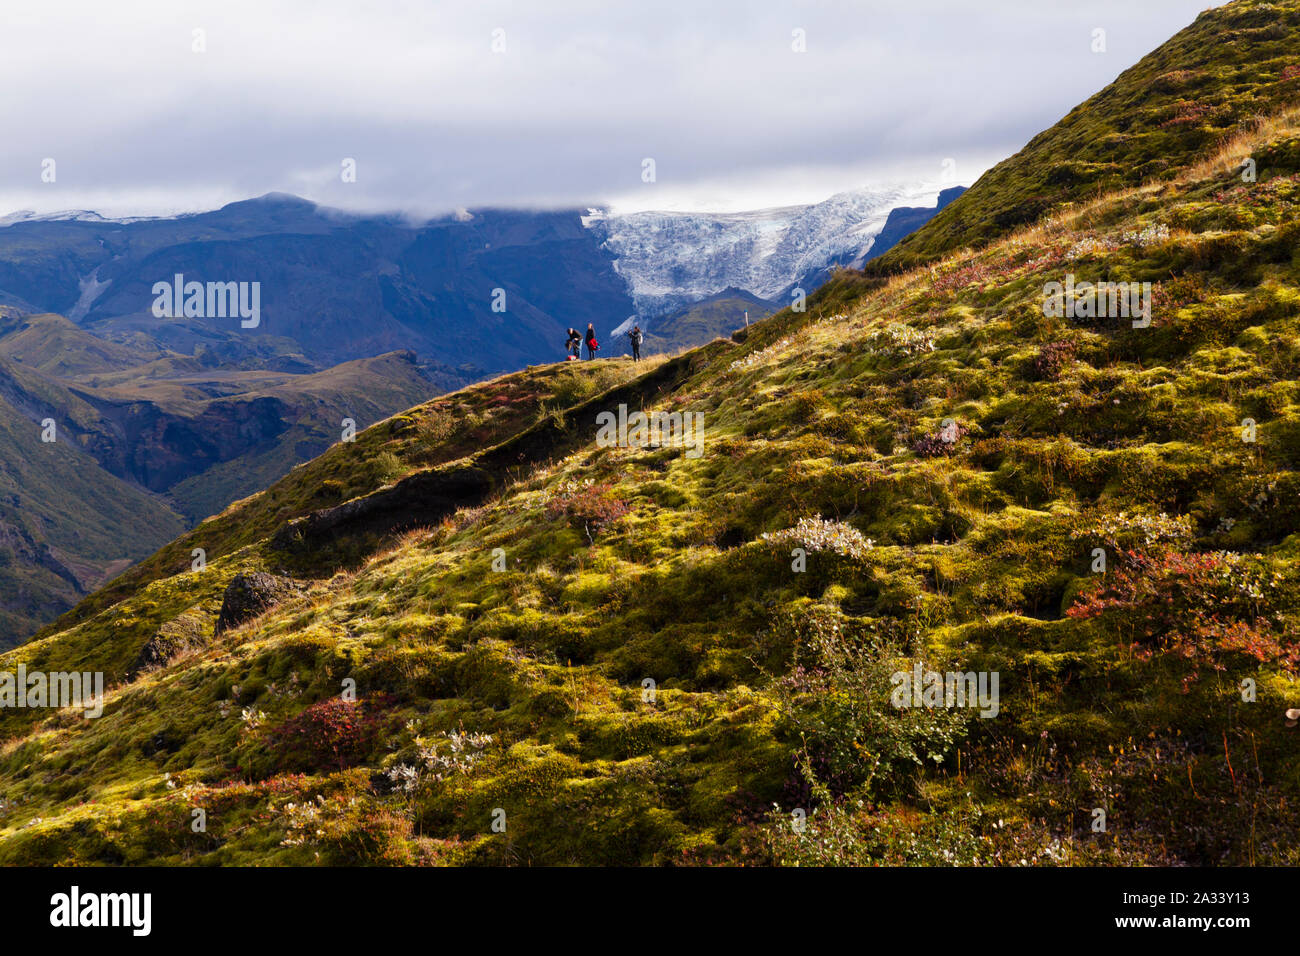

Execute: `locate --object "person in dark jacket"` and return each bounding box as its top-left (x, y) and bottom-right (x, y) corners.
top-left (565, 328), bottom-right (582, 360)
top-left (627, 324), bottom-right (643, 361)
top-left (585, 323), bottom-right (599, 360)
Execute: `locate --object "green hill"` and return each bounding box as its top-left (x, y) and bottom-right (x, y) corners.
top-left (0, 316), bottom-right (447, 642)
top-left (642, 288), bottom-right (778, 355)
top-left (0, 385), bottom-right (185, 641)
top-left (871, 1), bottom-right (1300, 272)
top-left (1, 0), bottom-right (1298, 866)
top-left (0, 312), bottom-right (158, 377)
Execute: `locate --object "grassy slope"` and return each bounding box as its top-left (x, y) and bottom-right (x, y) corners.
top-left (1, 0), bottom-right (1298, 865)
top-left (643, 290), bottom-right (778, 355)
top-left (0, 352), bottom-right (187, 644)
top-left (0, 313), bottom-right (158, 377)
top-left (871, 0), bottom-right (1300, 272)
top-left (0, 392), bottom-right (187, 643)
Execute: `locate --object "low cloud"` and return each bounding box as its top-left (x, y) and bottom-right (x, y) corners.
top-left (0, 0), bottom-right (1219, 218)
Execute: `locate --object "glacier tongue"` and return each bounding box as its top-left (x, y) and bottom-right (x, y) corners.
top-left (586, 183), bottom-right (947, 318)
top-left (69, 267), bottom-right (112, 322)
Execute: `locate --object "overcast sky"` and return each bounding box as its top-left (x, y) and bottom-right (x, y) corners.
top-left (0, 0), bottom-right (1220, 218)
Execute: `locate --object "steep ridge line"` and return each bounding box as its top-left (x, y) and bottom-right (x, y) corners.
top-left (271, 341), bottom-right (732, 557)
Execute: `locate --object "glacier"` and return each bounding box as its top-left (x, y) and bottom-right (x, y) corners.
top-left (584, 182), bottom-right (950, 318)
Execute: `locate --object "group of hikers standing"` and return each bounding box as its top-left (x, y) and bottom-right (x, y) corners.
top-left (565, 322), bottom-right (643, 362)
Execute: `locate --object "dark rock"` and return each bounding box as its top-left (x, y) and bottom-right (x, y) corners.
top-left (130, 609), bottom-right (209, 675)
top-left (142, 727), bottom-right (186, 757)
top-left (214, 572), bottom-right (298, 635)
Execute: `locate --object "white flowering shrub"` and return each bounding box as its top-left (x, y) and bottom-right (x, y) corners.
top-left (540, 477), bottom-right (595, 506)
top-left (1073, 511), bottom-right (1193, 551)
top-left (865, 323), bottom-right (936, 357)
top-left (729, 337), bottom-right (793, 371)
top-left (763, 517), bottom-right (874, 558)
top-left (1065, 236), bottom-right (1118, 259)
top-left (279, 794), bottom-right (330, 847)
top-left (385, 728), bottom-right (496, 790)
top-left (385, 763), bottom-right (420, 793)
top-left (1121, 223), bottom-right (1171, 247)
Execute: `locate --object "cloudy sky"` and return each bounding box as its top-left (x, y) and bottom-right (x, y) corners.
top-left (0, 0), bottom-right (1219, 218)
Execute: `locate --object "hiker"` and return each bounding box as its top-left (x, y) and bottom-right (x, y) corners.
top-left (627, 324), bottom-right (643, 361)
top-left (585, 323), bottom-right (599, 360)
top-left (564, 327), bottom-right (582, 360)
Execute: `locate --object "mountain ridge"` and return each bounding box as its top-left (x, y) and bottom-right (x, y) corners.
top-left (3, 0), bottom-right (1298, 866)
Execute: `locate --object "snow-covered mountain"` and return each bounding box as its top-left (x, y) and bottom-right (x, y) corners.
top-left (583, 183), bottom-right (953, 318)
top-left (0, 186), bottom-right (966, 360)
top-left (0, 209), bottom-right (164, 226)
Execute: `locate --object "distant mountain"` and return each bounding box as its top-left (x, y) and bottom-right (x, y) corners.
top-left (782, 186), bottom-right (967, 294)
top-left (0, 187), bottom-right (963, 371)
top-left (0, 196), bottom-right (635, 375)
top-left (635, 288), bottom-right (778, 355)
top-left (584, 184), bottom-right (958, 320)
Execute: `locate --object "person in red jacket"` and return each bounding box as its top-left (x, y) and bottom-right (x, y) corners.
top-left (585, 323), bottom-right (599, 360)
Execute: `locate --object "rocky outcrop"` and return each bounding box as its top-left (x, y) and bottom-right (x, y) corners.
top-left (131, 609), bottom-right (211, 674)
top-left (214, 572), bottom-right (301, 635)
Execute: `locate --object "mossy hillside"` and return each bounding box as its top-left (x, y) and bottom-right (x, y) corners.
top-left (871, 0), bottom-right (1300, 271)
top-left (0, 364), bottom-right (186, 644)
top-left (36, 359), bottom-right (651, 641)
top-left (3, 6), bottom-right (1300, 865)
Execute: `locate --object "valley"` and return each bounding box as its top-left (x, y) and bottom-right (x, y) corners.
top-left (0, 181), bottom-right (957, 639)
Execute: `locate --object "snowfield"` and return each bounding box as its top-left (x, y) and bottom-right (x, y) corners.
top-left (584, 183), bottom-right (949, 317)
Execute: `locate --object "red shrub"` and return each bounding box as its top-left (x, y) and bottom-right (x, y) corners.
top-left (1067, 548), bottom-right (1296, 675)
top-left (545, 481), bottom-right (631, 533)
top-left (1158, 101), bottom-right (1214, 128)
top-left (911, 422), bottom-right (968, 458)
top-left (266, 698), bottom-right (386, 772)
top-left (1033, 340), bottom-right (1076, 381)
